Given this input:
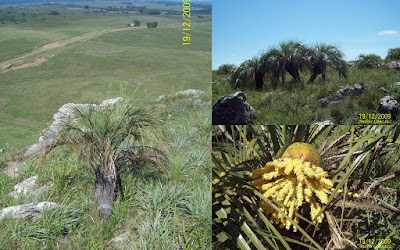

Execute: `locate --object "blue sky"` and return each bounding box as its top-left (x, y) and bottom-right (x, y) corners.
top-left (212, 0), bottom-right (400, 69)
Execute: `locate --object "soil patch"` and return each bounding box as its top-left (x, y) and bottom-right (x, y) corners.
top-left (2, 57), bottom-right (47, 73)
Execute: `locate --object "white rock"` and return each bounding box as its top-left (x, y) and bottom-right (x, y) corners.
top-left (0, 202), bottom-right (58, 220)
top-left (176, 89), bottom-right (204, 96)
top-left (12, 176), bottom-right (37, 196)
top-left (109, 232), bottom-right (130, 246)
top-left (313, 120), bottom-right (334, 125)
top-left (100, 97), bottom-right (123, 107)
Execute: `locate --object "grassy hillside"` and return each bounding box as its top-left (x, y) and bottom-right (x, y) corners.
top-left (0, 2), bottom-right (211, 149)
top-left (0, 95), bottom-right (211, 248)
top-left (213, 66), bottom-right (400, 124)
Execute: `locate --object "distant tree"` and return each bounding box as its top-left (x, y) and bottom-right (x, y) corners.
top-left (147, 10), bottom-right (161, 15)
top-left (386, 48), bottom-right (400, 60)
top-left (84, 5), bottom-right (89, 9)
top-left (146, 22), bottom-right (157, 28)
top-left (48, 102), bottom-right (164, 218)
top-left (356, 54), bottom-right (382, 68)
top-left (49, 10), bottom-right (60, 15)
top-left (217, 64), bottom-right (237, 75)
top-left (133, 20), bottom-right (140, 26)
top-left (307, 43), bottom-right (348, 82)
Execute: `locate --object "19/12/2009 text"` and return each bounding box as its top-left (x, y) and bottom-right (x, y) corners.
top-left (182, 0), bottom-right (191, 45)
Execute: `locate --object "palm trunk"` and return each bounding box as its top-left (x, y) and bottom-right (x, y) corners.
top-left (253, 70), bottom-right (264, 90)
top-left (93, 167), bottom-right (121, 219)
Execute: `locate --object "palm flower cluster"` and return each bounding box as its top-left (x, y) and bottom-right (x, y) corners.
top-left (250, 143), bottom-right (333, 231)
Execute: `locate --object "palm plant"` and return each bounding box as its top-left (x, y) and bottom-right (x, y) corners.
top-left (386, 48), bottom-right (400, 60)
top-left (231, 57), bottom-right (264, 90)
top-left (260, 40), bottom-right (308, 85)
top-left (213, 125), bottom-right (400, 249)
top-left (49, 101), bottom-right (165, 218)
top-left (356, 54), bottom-right (382, 69)
top-left (217, 64), bottom-right (237, 75)
top-left (308, 43), bottom-right (348, 82)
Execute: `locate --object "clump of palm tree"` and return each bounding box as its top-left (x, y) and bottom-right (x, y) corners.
top-left (307, 43), bottom-right (348, 82)
top-left (356, 54), bottom-right (382, 68)
top-left (260, 40), bottom-right (308, 85)
top-left (386, 48), bottom-right (400, 60)
top-left (49, 101), bottom-right (165, 218)
top-left (217, 64), bottom-right (237, 75)
top-left (213, 125), bottom-right (400, 249)
top-left (231, 57), bottom-right (264, 90)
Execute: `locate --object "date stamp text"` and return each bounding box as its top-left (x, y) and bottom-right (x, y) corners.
top-left (182, 0), bottom-right (191, 45)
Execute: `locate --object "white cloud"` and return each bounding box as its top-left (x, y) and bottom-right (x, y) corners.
top-left (378, 30), bottom-right (398, 36)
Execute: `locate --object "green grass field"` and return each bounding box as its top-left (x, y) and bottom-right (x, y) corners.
top-left (213, 66), bottom-right (400, 124)
top-left (0, 2), bottom-right (211, 150)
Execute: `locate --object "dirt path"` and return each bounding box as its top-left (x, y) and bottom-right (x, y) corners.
top-left (0, 26), bottom-right (144, 69)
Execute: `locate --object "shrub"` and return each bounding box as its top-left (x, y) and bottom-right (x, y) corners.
top-left (49, 10), bottom-right (60, 15)
top-left (356, 54), bottom-right (382, 68)
top-left (146, 22), bottom-right (158, 28)
top-left (386, 48), bottom-right (400, 60)
top-left (217, 64), bottom-right (237, 75)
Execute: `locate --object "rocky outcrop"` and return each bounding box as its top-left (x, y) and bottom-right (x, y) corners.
top-left (21, 97), bottom-right (123, 158)
top-left (212, 92), bottom-right (256, 125)
top-left (0, 202), bottom-right (58, 220)
top-left (378, 96), bottom-right (399, 119)
top-left (385, 61), bottom-right (400, 70)
top-left (319, 84), bottom-right (364, 106)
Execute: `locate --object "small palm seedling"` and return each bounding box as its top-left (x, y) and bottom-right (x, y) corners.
top-left (48, 101), bottom-right (165, 218)
top-left (213, 125), bottom-right (400, 249)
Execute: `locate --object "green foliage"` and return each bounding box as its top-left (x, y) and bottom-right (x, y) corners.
top-left (49, 10), bottom-right (60, 16)
top-left (231, 57), bottom-right (260, 89)
top-left (356, 54), bottom-right (382, 68)
top-left (217, 64), bottom-right (237, 75)
top-left (386, 48), bottom-right (400, 60)
top-left (146, 21), bottom-right (158, 28)
top-left (308, 43), bottom-right (348, 82)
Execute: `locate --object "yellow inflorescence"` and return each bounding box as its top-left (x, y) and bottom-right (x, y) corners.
top-left (251, 157), bottom-right (333, 231)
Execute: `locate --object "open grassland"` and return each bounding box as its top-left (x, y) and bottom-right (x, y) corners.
top-left (213, 66), bottom-right (400, 124)
top-left (0, 2), bottom-right (211, 150)
top-left (0, 95), bottom-right (212, 248)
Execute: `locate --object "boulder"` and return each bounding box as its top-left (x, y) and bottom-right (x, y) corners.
top-left (0, 202), bottom-right (58, 220)
top-left (8, 176), bottom-right (50, 201)
top-left (176, 89), bottom-right (204, 97)
top-left (21, 98), bottom-right (123, 158)
top-left (385, 61), bottom-right (400, 70)
top-left (319, 84), bottom-right (365, 106)
top-left (378, 96), bottom-right (399, 119)
top-left (9, 176), bottom-right (37, 197)
top-left (0, 148), bottom-right (3, 153)
top-left (212, 92), bottom-right (256, 125)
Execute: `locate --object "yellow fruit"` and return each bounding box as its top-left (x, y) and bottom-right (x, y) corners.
top-left (281, 142), bottom-right (322, 167)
